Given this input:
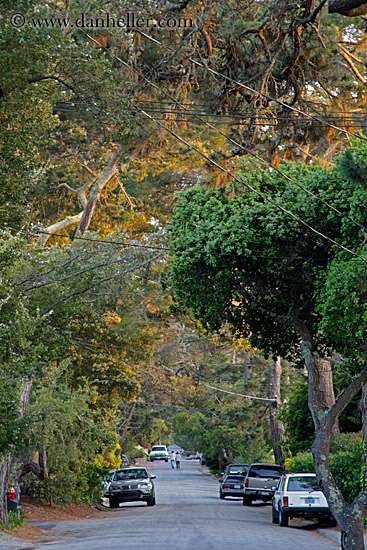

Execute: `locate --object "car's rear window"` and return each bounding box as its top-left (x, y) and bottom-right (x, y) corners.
top-left (248, 465), bottom-right (283, 478)
top-left (228, 466), bottom-right (247, 474)
top-left (287, 476), bottom-right (320, 492)
top-left (115, 469), bottom-right (148, 480)
top-left (152, 446), bottom-right (166, 451)
top-left (225, 476), bottom-right (244, 482)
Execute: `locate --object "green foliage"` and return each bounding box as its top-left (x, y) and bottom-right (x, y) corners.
top-left (285, 441), bottom-right (363, 504)
top-left (169, 147), bottom-right (367, 359)
top-left (284, 451), bottom-right (315, 473)
top-left (279, 377), bottom-right (315, 454)
top-left (330, 445), bottom-right (362, 504)
top-left (4, 509), bottom-right (24, 531)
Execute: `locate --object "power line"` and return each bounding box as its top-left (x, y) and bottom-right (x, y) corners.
top-left (136, 106), bottom-right (367, 261)
top-left (78, 30), bottom-right (367, 236)
top-left (149, 363), bottom-right (276, 403)
top-left (9, 227), bottom-right (366, 261)
top-left (135, 28), bottom-right (367, 144)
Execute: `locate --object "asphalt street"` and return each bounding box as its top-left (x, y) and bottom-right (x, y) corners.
top-left (21, 460), bottom-right (340, 550)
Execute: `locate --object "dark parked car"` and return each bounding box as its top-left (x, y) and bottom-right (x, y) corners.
top-left (104, 467), bottom-right (156, 508)
top-left (219, 464), bottom-right (248, 499)
top-left (243, 463), bottom-right (284, 505)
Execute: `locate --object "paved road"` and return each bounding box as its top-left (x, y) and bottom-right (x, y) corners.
top-left (26, 460), bottom-right (338, 550)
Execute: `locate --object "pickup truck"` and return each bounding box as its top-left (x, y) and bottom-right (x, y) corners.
top-left (272, 473), bottom-right (336, 527)
top-left (243, 463), bottom-right (284, 505)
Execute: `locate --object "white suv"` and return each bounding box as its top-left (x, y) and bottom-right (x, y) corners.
top-left (149, 445), bottom-right (169, 462)
top-left (272, 473), bottom-right (336, 527)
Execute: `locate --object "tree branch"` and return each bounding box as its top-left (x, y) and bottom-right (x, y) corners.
top-left (77, 146), bottom-right (123, 235)
top-left (329, 0), bottom-right (367, 16)
top-left (28, 75), bottom-right (74, 91)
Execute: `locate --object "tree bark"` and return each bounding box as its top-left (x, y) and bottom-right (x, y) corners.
top-left (360, 384), bottom-right (367, 490)
top-left (268, 357), bottom-right (285, 465)
top-left (329, 0), bottom-right (367, 15)
top-left (118, 401), bottom-right (137, 451)
top-left (0, 454), bottom-right (12, 526)
top-left (77, 146), bottom-right (123, 235)
top-left (0, 379), bottom-right (33, 525)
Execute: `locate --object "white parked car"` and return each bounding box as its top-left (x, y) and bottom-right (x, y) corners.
top-left (272, 473), bottom-right (336, 527)
top-left (149, 445), bottom-right (169, 462)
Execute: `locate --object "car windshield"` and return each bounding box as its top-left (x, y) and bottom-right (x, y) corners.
top-left (228, 466), bottom-right (247, 475)
top-left (152, 446), bottom-right (166, 451)
top-left (115, 469), bottom-right (148, 481)
top-left (287, 476), bottom-right (320, 492)
top-left (248, 465), bottom-right (283, 478)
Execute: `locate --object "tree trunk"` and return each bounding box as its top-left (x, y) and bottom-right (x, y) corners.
top-left (0, 454), bottom-right (12, 526)
top-left (339, 510), bottom-right (366, 550)
top-left (299, 335), bottom-right (338, 432)
top-left (360, 384), bottom-right (367, 490)
top-left (0, 379), bottom-right (34, 525)
top-left (329, 0), bottom-right (367, 15)
top-left (243, 353), bottom-right (251, 403)
top-left (268, 357), bottom-right (285, 465)
top-left (118, 401), bottom-right (137, 451)
top-left (77, 146), bottom-right (122, 235)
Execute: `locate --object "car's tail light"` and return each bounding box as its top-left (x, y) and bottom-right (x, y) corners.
top-left (8, 488), bottom-right (15, 500)
top-left (245, 479), bottom-right (249, 488)
top-left (283, 496), bottom-right (289, 507)
top-left (223, 484), bottom-right (230, 488)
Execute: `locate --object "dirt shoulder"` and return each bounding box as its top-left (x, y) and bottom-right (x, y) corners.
top-left (2, 495), bottom-right (110, 542)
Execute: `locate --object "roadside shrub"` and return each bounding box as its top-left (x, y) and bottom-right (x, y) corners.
top-left (5, 509), bottom-right (24, 530)
top-left (284, 452), bottom-right (315, 473)
top-left (330, 444), bottom-right (362, 504)
top-left (285, 441), bottom-right (363, 504)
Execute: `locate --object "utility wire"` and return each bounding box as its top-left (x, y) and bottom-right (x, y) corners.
top-left (9, 227), bottom-right (366, 261)
top-left (136, 106), bottom-right (367, 261)
top-left (45, 30), bottom-right (367, 260)
top-left (135, 28), bottom-right (367, 143)
top-left (79, 30), bottom-right (367, 236)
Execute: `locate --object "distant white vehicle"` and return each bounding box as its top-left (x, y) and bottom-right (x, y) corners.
top-left (149, 445), bottom-right (169, 462)
top-left (272, 473), bottom-right (336, 527)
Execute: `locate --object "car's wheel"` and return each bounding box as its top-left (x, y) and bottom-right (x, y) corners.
top-left (165, 458), bottom-right (168, 462)
top-left (150, 458), bottom-right (154, 462)
top-left (279, 508), bottom-right (289, 527)
top-left (109, 497), bottom-right (120, 508)
top-left (146, 495), bottom-right (156, 506)
top-left (242, 495), bottom-right (252, 506)
top-left (272, 503), bottom-right (279, 524)
top-left (219, 491), bottom-right (225, 500)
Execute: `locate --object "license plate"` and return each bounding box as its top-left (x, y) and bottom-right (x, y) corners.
top-left (234, 485), bottom-right (241, 489)
top-left (305, 498), bottom-right (315, 504)
top-left (261, 492), bottom-right (269, 496)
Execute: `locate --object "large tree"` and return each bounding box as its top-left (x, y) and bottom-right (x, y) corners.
top-left (168, 142), bottom-right (367, 549)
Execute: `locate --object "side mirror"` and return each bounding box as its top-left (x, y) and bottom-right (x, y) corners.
top-left (150, 475), bottom-right (156, 479)
top-left (148, 450), bottom-right (151, 454)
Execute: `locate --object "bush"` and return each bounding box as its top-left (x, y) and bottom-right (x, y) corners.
top-left (330, 445), bottom-right (362, 504)
top-left (285, 441), bottom-right (363, 504)
top-left (284, 452), bottom-right (315, 473)
top-left (5, 509), bottom-right (24, 530)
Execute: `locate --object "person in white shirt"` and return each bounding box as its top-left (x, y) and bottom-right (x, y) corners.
top-left (170, 451), bottom-right (176, 469)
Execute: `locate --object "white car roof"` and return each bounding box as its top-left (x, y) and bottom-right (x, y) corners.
top-left (285, 473), bottom-right (316, 477)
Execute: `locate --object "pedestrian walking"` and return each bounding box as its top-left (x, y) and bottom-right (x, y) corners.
top-left (170, 450), bottom-right (176, 469)
top-left (175, 451), bottom-right (182, 469)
